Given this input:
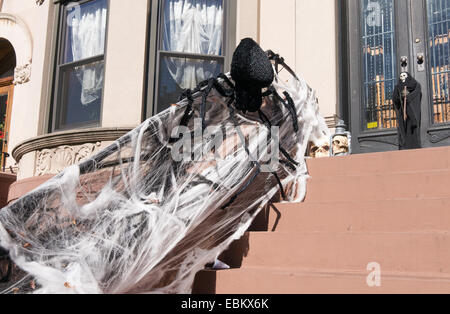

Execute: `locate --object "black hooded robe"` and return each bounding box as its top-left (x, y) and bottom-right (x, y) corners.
top-left (393, 74), bottom-right (422, 150)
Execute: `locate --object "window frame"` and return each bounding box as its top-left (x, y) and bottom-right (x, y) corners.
top-left (49, 0), bottom-right (110, 133)
top-left (144, 0), bottom-right (237, 118)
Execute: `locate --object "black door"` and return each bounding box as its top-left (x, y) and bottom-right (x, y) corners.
top-left (344, 0), bottom-right (450, 153)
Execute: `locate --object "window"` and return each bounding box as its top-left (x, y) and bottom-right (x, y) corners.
top-left (360, 0), bottom-right (397, 131)
top-left (150, 0), bottom-right (234, 114)
top-left (52, 0), bottom-right (108, 131)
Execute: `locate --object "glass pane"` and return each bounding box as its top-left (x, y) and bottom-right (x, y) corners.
top-left (0, 39), bottom-right (16, 79)
top-left (162, 0), bottom-right (223, 56)
top-left (360, 0), bottom-right (397, 131)
top-left (157, 56), bottom-right (223, 113)
top-left (0, 94), bottom-right (7, 138)
top-left (56, 61), bottom-right (104, 129)
top-left (62, 0), bottom-right (108, 64)
top-left (0, 93), bottom-right (7, 140)
top-left (427, 0), bottom-right (450, 124)
top-left (0, 93), bottom-right (8, 167)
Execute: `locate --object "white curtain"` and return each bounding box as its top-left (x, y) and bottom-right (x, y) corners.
top-left (70, 4), bottom-right (107, 106)
top-left (163, 0), bottom-right (223, 90)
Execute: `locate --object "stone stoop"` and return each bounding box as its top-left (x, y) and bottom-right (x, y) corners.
top-left (193, 146), bottom-right (450, 294)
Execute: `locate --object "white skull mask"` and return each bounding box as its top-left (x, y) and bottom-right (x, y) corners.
top-left (400, 72), bottom-right (408, 83)
top-left (309, 141), bottom-right (330, 158)
top-left (332, 135), bottom-right (349, 155)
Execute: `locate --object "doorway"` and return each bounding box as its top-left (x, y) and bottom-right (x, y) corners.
top-left (343, 0), bottom-right (450, 153)
top-left (0, 39), bottom-right (15, 169)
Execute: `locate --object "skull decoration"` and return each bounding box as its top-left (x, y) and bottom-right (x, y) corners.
top-left (309, 139), bottom-right (330, 158)
top-left (400, 72), bottom-right (408, 83)
top-left (332, 135), bottom-right (349, 156)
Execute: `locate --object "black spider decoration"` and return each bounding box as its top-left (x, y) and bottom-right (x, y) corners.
top-left (172, 38), bottom-right (303, 209)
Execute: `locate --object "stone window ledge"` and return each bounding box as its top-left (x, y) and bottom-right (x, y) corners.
top-left (12, 127), bottom-right (134, 163)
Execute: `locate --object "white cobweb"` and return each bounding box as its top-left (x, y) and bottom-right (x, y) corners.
top-left (0, 64), bottom-right (330, 294)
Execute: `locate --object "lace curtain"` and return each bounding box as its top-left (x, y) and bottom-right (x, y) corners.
top-left (70, 2), bottom-right (107, 106)
top-left (162, 0), bottom-right (223, 90)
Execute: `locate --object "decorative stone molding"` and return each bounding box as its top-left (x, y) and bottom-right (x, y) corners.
top-left (35, 142), bottom-right (102, 176)
top-left (13, 61), bottom-right (31, 85)
top-left (325, 115), bottom-right (338, 129)
top-left (12, 127), bottom-right (134, 163)
top-left (428, 127), bottom-right (450, 144)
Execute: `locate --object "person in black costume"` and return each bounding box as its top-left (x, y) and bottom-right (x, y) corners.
top-left (393, 72), bottom-right (422, 150)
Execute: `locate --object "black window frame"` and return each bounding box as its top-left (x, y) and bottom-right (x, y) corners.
top-left (50, 0), bottom-right (110, 133)
top-left (144, 0), bottom-right (237, 118)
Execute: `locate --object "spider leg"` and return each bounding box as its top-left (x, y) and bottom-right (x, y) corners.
top-left (171, 76), bottom-right (234, 145)
top-left (279, 146), bottom-right (300, 168)
top-left (179, 89), bottom-right (195, 127)
top-left (228, 103), bottom-right (253, 158)
top-left (266, 50), bottom-right (299, 81)
top-left (282, 92), bottom-right (299, 132)
top-left (219, 104), bottom-right (265, 209)
top-left (258, 108), bottom-right (298, 166)
top-left (221, 163), bottom-right (261, 210)
top-left (212, 80), bottom-right (234, 99)
top-left (217, 73), bottom-right (235, 90)
top-left (262, 86), bottom-right (275, 98)
top-left (257, 109), bottom-right (292, 200)
top-left (268, 87), bottom-right (299, 133)
top-left (200, 79), bottom-right (216, 131)
top-left (169, 89), bottom-right (195, 144)
top-left (225, 102), bottom-right (288, 208)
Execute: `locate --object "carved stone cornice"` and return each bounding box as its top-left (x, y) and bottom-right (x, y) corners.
top-left (35, 142), bottom-right (102, 176)
top-left (13, 61), bottom-right (31, 85)
top-left (325, 115), bottom-right (337, 129)
top-left (12, 127), bottom-right (134, 162)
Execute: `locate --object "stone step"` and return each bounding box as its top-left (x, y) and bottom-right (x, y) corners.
top-left (306, 146), bottom-right (450, 178)
top-left (193, 267), bottom-right (450, 294)
top-left (304, 170), bottom-right (450, 203)
top-left (264, 198), bottom-right (450, 233)
top-left (195, 148), bottom-right (450, 294)
top-left (222, 231), bottom-right (450, 275)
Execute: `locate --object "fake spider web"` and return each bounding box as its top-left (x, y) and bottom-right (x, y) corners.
top-left (0, 62), bottom-right (330, 294)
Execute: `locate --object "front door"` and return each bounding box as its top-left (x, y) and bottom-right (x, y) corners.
top-left (346, 0), bottom-right (450, 153)
top-left (0, 79), bottom-right (13, 169)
